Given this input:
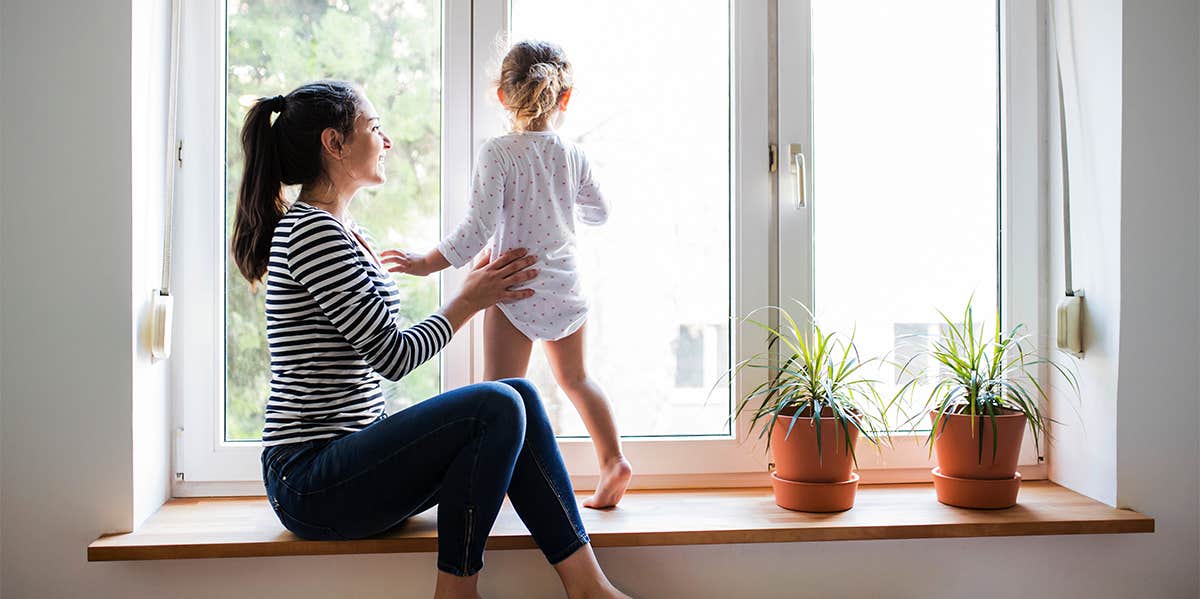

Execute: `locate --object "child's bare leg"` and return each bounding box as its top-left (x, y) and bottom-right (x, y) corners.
top-left (544, 323), bottom-right (631, 509)
top-left (483, 306), bottom-right (534, 380)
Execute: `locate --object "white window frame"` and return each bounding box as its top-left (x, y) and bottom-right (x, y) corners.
top-left (775, 0), bottom-right (1046, 482)
top-left (172, 0), bottom-right (1043, 496)
top-left (467, 0), bottom-right (772, 486)
top-left (174, 0), bottom-right (232, 491)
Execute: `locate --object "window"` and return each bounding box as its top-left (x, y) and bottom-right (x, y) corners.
top-left (893, 322), bottom-right (954, 387)
top-left (510, 0), bottom-right (733, 438)
top-left (807, 0), bottom-right (999, 424)
top-left (223, 0), bottom-right (444, 441)
top-left (174, 0), bottom-right (1041, 491)
top-left (776, 0), bottom-right (1042, 471)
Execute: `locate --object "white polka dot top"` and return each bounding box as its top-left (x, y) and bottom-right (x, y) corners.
top-left (437, 130), bottom-right (608, 341)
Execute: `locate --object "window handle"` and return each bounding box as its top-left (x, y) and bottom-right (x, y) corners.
top-left (788, 143), bottom-right (807, 209)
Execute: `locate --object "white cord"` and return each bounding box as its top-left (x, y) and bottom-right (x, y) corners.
top-left (160, 0), bottom-right (183, 295)
top-left (1051, 1), bottom-right (1076, 297)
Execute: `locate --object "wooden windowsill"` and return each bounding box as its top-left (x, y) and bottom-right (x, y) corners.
top-left (88, 481), bottom-right (1153, 562)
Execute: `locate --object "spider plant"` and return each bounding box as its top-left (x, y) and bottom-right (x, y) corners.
top-left (731, 305), bottom-right (889, 465)
top-left (897, 299), bottom-right (1079, 462)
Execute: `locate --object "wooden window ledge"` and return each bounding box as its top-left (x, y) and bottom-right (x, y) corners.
top-left (89, 481), bottom-right (1153, 561)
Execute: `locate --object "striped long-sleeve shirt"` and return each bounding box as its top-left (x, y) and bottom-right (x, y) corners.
top-left (261, 201), bottom-right (453, 446)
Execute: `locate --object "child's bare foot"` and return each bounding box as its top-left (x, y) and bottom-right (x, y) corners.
top-left (583, 456), bottom-right (632, 509)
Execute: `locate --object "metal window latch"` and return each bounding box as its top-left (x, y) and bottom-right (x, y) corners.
top-left (788, 144), bottom-right (806, 209)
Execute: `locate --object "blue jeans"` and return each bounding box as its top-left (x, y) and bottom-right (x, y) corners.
top-left (261, 378), bottom-right (590, 576)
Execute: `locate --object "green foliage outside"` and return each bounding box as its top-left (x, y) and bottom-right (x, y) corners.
top-left (225, 0), bottom-right (442, 440)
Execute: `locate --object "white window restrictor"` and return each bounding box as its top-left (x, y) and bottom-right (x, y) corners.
top-left (1052, 0), bottom-right (1084, 357)
top-left (152, 0), bottom-right (184, 361)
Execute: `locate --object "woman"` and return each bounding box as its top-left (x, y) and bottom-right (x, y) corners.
top-left (232, 80), bottom-right (629, 599)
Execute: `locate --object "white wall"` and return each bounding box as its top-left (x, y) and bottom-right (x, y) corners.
top-left (1115, 1), bottom-right (1200, 597)
top-left (0, 0), bottom-right (137, 596)
top-left (0, 1), bottom-right (5, 592)
top-left (129, 0), bottom-right (173, 528)
top-left (1046, 0), bottom-right (1122, 506)
top-left (0, 1), bottom-right (1197, 598)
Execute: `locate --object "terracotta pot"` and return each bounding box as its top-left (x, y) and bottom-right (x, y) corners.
top-left (767, 407), bottom-right (863, 512)
top-left (771, 472), bottom-right (860, 512)
top-left (930, 408), bottom-right (1026, 479)
top-left (929, 408), bottom-right (1027, 509)
top-left (771, 408), bottom-right (860, 483)
top-left (931, 468), bottom-right (1021, 509)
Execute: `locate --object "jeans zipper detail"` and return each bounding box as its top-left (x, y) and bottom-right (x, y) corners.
top-left (530, 449), bottom-right (584, 538)
top-left (463, 505), bottom-right (475, 573)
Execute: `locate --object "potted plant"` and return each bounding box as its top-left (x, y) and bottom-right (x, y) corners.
top-left (898, 300), bottom-right (1077, 509)
top-left (732, 306), bottom-right (888, 512)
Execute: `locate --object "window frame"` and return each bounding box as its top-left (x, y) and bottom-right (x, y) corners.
top-left (772, 0), bottom-right (1046, 479)
top-left (173, 0), bottom-right (232, 488)
top-left (172, 0), bottom-right (1044, 496)
top-left (467, 0), bottom-right (772, 481)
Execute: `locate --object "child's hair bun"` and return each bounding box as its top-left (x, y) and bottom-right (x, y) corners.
top-left (527, 62), bottom-right (559, 81)
top-left (498, 41), bottom-right (573, 131)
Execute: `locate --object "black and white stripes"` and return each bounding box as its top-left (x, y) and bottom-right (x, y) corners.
top-left (261, 202), bottom-right (452, 446)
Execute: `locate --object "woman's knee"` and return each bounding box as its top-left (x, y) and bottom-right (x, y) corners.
top-left (496, 377), bottom-right (538, 402)
top-left (496, 378), bottom-right (552, 423)
top-left (472, 381), bottom-right (527, 431)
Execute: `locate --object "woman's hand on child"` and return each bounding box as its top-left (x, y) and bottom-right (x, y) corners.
top-left (439, 248), bottom-right (537, 331)
top-left (461, 248), bottom-right (538, 310)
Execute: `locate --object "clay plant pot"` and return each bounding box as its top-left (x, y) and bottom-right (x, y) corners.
top-left (929, 408), bottom-right (1027, 508)
top-left (769, 407), bottom-right (862, 512)
top-left (771, 407), bottom-right (859, 483)
top-left (771, 472), bottom-right (860, 512)
top-left (931, 468), bottom-right (1021, 509)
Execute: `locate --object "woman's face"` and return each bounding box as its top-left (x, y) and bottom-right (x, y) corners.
top-left (337, 95), bottom-right (392, 187)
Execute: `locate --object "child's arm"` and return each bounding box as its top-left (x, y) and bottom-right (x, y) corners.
top-left (381, 248), bottom-right (451, 277)
top-left (574, 150), bottom-right (608, 225)
top-left (383, 143), bottom-right (507, 276)
top-left (438, 142), bottom-right (508, 267)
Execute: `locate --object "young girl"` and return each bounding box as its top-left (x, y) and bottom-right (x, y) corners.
top-left (384, 40), bottom-right (632, 508)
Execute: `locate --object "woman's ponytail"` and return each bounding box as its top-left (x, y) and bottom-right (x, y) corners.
top-left (231, 82), bottom-right (362, 286)
top-left (232, 96), bottom-right (287, 285)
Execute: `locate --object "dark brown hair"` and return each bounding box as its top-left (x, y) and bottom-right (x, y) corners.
top-left (497, 40), bottom-right (573, 131)
top-left (231, 80), bottom-right (362, 284)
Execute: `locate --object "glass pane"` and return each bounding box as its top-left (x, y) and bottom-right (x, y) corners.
top-left (811, 1), bottom-right (998, 425)
top-left (224, 0), bottom-right (442, 441)
top-left (510, 1), bottom-right (731, 437)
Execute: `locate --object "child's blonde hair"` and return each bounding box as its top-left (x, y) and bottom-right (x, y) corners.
top-left (497, 40), bottom-right (573, 132)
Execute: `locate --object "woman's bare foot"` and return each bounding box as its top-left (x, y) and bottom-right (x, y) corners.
top-left (554, 544), bottom-right (633, 599)
top-left (583, 456), bottom-right (632, 509)
top-left (434, 571), bottom-right (482, 599)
